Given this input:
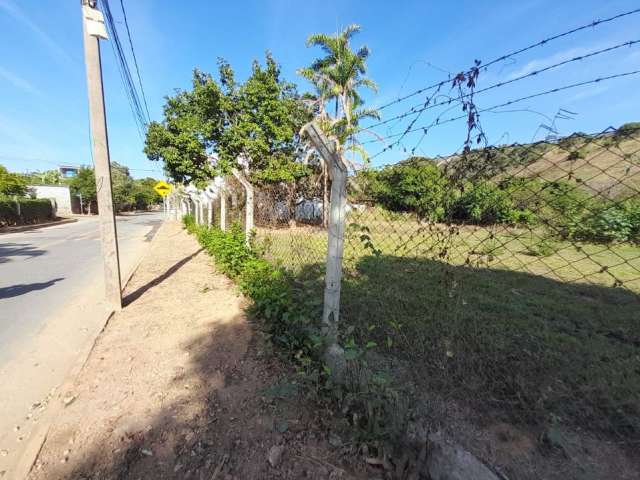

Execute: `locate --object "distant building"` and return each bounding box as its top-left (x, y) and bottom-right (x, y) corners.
top-left (59, 165), bottom-right (80, 178)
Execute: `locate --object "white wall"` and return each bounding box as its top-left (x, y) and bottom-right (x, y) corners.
top-left (28, 185), bottom-right (72, 216)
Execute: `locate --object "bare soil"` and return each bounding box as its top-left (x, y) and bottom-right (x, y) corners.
top-left (27, 222), bottom-right (362, 480)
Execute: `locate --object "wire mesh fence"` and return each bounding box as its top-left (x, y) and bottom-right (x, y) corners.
top-left (176, 124), bottom-right (639, 445)
top-left (253, 174), bottom-right (328, 275)
top-left (338, 124), bottom-right (640, 442)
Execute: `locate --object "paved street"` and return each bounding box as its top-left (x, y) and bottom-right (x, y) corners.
top-left (0, 212), bottom-right (164, 475)
top-left (0, 211), bottom-right (163, 365)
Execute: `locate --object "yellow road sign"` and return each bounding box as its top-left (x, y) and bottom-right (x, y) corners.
top-left (154, 181), bottom-right (172, 197)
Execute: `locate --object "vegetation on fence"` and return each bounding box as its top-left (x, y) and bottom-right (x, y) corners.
top-left (183, 215), bottom-right (408, 444)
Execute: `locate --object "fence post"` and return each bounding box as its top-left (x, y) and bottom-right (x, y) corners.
top-left (220, 188), bottom-right (227, 231)
top-left (302, 122), bottom-right (348, 375)
top-left (232, 168), bottom-right (254, 245)
top-left (14, 197), bottom-right (21, 221)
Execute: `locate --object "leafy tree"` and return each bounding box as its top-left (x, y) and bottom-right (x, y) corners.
top-left (69, 167), bottom-right (97, 212)
top-left (0, 164), bottom-right (28, 197)
top-left (20, 169), bottom-right (64, 185)
top-left (144, 69), bottom-right (224, 185)
top-left (145, 55), bottom-right (310, 190)
top-left (133, 177), bottom-right (162, 209)
top-left (111, 162), bottom-right (137, 210)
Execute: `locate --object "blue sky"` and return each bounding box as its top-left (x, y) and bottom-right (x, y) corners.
top-left (0, 0), bottom-right (638, 177)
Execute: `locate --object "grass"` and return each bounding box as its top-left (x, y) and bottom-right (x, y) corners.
top-left (255, 208), bottom-right (640, 440)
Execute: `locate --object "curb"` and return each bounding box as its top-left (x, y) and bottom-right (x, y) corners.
top-left (13, 220), bottom-right (169, 479)
top-left (0, 218), bottom-right (78, 235)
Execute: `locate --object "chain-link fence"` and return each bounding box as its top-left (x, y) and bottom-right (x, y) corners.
top-left (340, 125), bottom-right (640, 443)
top-left (254, 173), bottom-right (328, 275)
top-left (169, 124), bottom-right (640, 455)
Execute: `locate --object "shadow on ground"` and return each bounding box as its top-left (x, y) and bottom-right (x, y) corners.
top-left (0, 242), bottom-right (46, 264)
top-left (122, 248), bottom-right (203, 306)
top-left (0, 278), bottom-right (64, 299)
top-left (312, 253), bottom-right (640, 479)
top-left (28, 230), bottom-right (354, 480)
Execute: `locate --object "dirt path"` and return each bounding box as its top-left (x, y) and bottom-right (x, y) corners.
top-left (27, 222), bottom-right (356, 480)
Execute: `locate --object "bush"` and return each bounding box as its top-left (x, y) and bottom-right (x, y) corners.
top-left (567, 149), bottom-right (586, 161)
top-left (367, 159), bottom-right (453, 221)
top-left (0, 198), bottom-right (53, 227)
top-left (572, 201), bottom-right (639, 243)
top-left (183, 217), bottom-right (406, 443)
top-left (451, 181), bottom-right (527, 225)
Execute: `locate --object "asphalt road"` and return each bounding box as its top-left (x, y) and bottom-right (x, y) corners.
top-left (0, 211), bottom-right (164, 476)
top-left (0, 212), bottom-right (163, 366)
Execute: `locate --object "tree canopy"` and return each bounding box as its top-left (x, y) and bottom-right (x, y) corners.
top-left (145, 53), bottom-right (311, 186)
top-left (298, 24), bottom-right (379, 159)
top-left (0, 164), bottom-right (28, 197)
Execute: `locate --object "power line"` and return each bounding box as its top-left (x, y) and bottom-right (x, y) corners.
top-left (119, 0), bottom-right (150, 121)
top-left (367, 39), bottom-right (640, 130)
top-left (98, 0), bottom-right (148, 137)
top-left (366, 69), bottom-right (640, 160)
top-left (374, 7), bottom-right (640, 112)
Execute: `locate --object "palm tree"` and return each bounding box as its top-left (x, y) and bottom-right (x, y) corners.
top-left (299, 24), bottom-right (379, 152)
top-left (299, 25), bottom-right (379, 225)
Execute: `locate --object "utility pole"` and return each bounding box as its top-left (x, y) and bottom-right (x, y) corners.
top-left (81, 0), bottom-right (122, 311)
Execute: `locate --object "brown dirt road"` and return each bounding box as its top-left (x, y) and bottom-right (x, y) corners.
top-left (27, 221), bottom-right (358, 480)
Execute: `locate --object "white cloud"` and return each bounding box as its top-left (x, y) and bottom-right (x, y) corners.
top-left (0, 0), bottom-right (74, 65)
top-left (0, 66), bottom-right (43, 96)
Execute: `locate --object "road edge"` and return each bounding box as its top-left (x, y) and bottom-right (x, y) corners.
top-left (13, 219), bottom-right (169, 479)
top-left (0, 218), bottom-right (78, 235)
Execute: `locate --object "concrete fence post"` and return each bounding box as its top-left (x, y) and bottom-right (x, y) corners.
top-left (302, 122), bottom-right (348, 372)
top-left (220, 189), bottom-right (227, 231)
top-left (232, 168), bottom-right (254, 245)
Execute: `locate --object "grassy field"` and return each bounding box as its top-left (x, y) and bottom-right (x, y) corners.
top-left (256, 209), bottom-right (640, 440)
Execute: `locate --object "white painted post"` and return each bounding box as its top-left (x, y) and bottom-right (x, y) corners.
top-left (232, 168), bottom-right (254, 245)
top-left (302, 122), bottom-right (348, 347)
top-left (207, 199), bottom-right (213, 226)
top-left (220, 190), bottom-right (227, 231)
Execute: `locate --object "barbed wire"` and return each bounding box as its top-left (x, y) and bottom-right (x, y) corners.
top-left (373, 7), bottom-right (640, 113)
top-left (367, 39), bottom-right (640, 131)
top-left (365, 69), bottom-right (640, 161)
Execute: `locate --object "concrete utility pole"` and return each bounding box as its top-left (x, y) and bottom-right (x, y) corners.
top-left (81, 0), bottom-right (122, 311)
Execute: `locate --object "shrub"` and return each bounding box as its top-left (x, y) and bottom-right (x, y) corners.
top-left (573, 201), bottom-right (637, 243)
top-left (618, 122), bottom-right (640, 136)
top-left (451, 181), bottom-right (524, 224)
top-left (368, 159), bottom-right (453, 221)
top-left (0, 198), bottom-right (53, 227)
top-left (183, 218), bottom-right (406, 443)
top-left (567, 149), bottom-right (586, 161)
